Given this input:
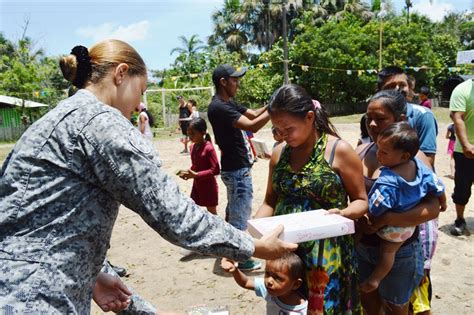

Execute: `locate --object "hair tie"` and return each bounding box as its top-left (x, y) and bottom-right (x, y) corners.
top-left (71, 45), bottom-right (92, 88)
top-left (312, 99), bottom-right (321, 110)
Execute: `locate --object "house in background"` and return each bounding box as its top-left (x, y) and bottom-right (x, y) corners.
top-left (0, 95), bottom-right (49, 141)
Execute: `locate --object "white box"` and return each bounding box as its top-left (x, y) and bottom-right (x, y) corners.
top-left (250, 138), bottom-right (271, 158)
top-left (187, 305), bottom-right (229, 315)
top-left (247, 210), bottom-right (355, 243)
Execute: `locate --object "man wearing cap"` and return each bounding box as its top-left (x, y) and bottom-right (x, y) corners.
top-left (208, 64), bottom-right (270, 271)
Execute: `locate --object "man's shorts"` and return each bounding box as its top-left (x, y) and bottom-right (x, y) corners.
top-left (180, 121), bottom-right (189, 136)
top-left (453, 152), bottom-right (474, 205)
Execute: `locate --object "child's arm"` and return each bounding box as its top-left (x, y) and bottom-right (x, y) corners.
top-left (221, 258), bottom-right (256, 291)
top-left (439, 192), bottom-right (447, 212)
top-left (445, 127), bottom-right (451, 139)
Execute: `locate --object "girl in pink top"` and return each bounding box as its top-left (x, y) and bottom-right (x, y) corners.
top-left (178, 118), bottom-right (220, 214)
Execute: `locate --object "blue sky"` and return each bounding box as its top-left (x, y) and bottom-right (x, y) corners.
top-left (0, 0), bottom-right (472, 71)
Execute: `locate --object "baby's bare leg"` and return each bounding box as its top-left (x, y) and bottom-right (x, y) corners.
top-left (361, 240), bottom-right (403, 293)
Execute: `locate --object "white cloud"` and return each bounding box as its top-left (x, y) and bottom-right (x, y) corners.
top-left (76, 20), bottom-right (150, 42)
top-left (412, 0), bottom-right (454, 22)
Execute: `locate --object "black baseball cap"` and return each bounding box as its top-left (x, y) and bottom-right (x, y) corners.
top-left (212, 64), bottom-right (246, 86)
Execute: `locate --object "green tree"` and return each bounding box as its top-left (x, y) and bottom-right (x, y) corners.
top-left (0, 32), bottom-right (68, 112)
top-left (335, 0), bottom-right (374, 21)
top-left (437, 12), bottom-right (474, 49)
top-left (261, 12), bottom-right (463, 104)
top-left (208, 0), bottom-right (250, 55)
top-left (0, 36), bottom-right (43, 101)
top-left (170, 34), bottom-right (206, 73)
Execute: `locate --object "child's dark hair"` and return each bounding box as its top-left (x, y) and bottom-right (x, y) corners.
top-left (420, 86), bottom-right (430, 96)
top-left (370, 90), bottom-right (407, 120)
top-left (144, 109), bottom-right (155, 127)
top-left (268, 84), bottom-right (339, 137)
top-left (378, 122), bottom-right (419, 159)
top-left (270, 252), bottom-right (305, 281)
top-left (188, 99), bottom-right (197, 107)
top-left (189, 117), bottom-right (211, 142)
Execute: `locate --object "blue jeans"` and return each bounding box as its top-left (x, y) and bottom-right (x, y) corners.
top-left (221, 167), bottom-right (253, 231)
top-left (357, 240), bottom-right (424, 305)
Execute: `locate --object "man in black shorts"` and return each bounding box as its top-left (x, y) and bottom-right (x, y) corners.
top-left (178, 95), bottom-right (192, 154)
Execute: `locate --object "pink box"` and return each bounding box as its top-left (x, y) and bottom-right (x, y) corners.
top-left (247, 210), bottom-right (355, 243)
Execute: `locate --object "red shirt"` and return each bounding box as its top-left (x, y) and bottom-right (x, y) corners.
top-left (420, 99), bottom-right (432, 109)
top-left (190, 141), bottom-right (220, 207)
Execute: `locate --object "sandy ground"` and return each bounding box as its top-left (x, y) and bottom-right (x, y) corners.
top-left (93, 122), bottom-right (474, 314)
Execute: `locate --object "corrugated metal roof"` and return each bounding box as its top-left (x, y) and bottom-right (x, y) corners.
top-left (0, 95), bottom-right (49, 108)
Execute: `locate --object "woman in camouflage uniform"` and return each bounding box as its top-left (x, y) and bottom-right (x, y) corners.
top-left (0, 39), bottom-right (296, 314)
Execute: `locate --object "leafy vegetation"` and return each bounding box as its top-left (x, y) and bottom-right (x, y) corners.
top-left (0, 2), bottom-right (472, 132)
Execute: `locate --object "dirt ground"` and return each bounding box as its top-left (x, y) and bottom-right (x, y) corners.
top-left (93, 122), bottom-right (474, 314)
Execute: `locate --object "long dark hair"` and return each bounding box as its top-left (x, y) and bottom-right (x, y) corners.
top-left (189, 117), bottom-right (211, 142)
top-left (268, 84), bottom-right (339, 137)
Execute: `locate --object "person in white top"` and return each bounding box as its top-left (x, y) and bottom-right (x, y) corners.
top-left (137, 102), bottom-right (153, 141)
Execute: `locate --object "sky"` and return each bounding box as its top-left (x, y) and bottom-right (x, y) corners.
top-left (0, 0), bottom-right (472, 72)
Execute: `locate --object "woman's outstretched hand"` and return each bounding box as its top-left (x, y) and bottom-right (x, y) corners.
top-left (253, 225), bottom-right (298, 260)
top-left (93, 272), bottom-right (132, 312)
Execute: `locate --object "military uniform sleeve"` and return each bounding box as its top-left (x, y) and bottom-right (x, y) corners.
top-left (77, 112), bottom-right (254, 261)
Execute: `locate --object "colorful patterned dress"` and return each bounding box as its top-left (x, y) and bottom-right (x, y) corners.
top-left (272, 133), bottom-right (362, 315)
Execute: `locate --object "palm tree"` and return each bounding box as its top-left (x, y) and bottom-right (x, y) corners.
top-left (244, 0), bottom-right (306, 51)
top-left (170, 34), bottom-right (206, 60)
top-left (405, 0), bottom-right (413, 24)
top-left (310, 0), bottom-right (374, 24)
top-left (0, 33), bottom-right (15, 57)
top-left (208, 0), bottom-right (250, 55)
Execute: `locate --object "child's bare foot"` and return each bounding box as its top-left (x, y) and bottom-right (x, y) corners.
top-left (360, 279), bottom-right (380, 293)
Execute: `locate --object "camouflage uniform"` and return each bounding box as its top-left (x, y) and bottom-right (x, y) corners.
top-left (0, 90), bottom-right (254, 314)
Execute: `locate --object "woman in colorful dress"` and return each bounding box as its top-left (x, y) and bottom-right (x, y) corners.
top-left (255, 84), bottom-right (368, 314)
